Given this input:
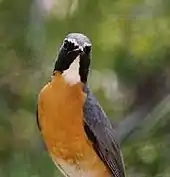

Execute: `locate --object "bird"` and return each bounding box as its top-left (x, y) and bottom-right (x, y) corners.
top-left (36, 33), bottom-right (126, 177)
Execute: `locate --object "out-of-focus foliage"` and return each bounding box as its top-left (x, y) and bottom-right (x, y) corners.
top-left (0, 0), bottom-right (170, 177)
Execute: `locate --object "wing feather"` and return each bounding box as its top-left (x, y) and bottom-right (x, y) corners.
top-left (83, 87), bottom-right (126, 177)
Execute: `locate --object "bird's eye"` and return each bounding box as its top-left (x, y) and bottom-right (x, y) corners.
top-left (84, 44), bottom-right (91, 54)
top-left (63, 38), bottom-right (69, 48)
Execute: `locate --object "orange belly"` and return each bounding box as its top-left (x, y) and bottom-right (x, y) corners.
top-left (38, 73), bottom-right (110, 177)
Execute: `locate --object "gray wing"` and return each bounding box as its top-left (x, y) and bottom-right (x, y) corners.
top-left (83, 87), bottom-right (126, 177)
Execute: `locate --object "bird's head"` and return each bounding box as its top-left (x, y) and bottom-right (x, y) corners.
top-left (53, 33), bottom-right (92, 85)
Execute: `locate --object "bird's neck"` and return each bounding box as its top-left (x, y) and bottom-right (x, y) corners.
top-left (53, 56), bottom-right (90, 85)
top-left (61, 56), bottom-right (81, 86)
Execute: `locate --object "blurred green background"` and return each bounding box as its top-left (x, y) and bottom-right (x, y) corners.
top-left (1, 0), bottom-right (170, 176)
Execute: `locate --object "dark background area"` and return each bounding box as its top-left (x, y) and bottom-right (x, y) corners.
top-left (1, 0), bottom-right (170, 176)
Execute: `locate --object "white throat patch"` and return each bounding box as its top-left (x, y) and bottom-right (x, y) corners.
top-left (62, 56), bottom-right (80, 85)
